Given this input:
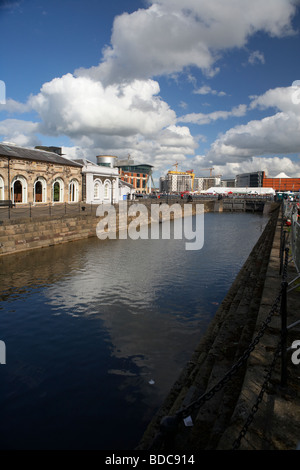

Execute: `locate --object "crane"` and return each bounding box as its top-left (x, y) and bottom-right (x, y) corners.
top-left (198, 168), bottom-right (215, 177)
top-left (168, 164), bottom-right (195, 190)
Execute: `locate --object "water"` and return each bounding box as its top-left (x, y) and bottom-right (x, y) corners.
top-left (0, 212), bottom-right (268, 449)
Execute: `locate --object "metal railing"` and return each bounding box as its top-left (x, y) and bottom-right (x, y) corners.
top-left (282, 200), bottom-right (300, 291)
top-left (0, 202), bottom-right (98, 221)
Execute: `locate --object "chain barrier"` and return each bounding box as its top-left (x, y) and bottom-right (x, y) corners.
top-left (232, 339), bottom-right (282, 450)
top-left (148, 233), bottom-right (289, 451)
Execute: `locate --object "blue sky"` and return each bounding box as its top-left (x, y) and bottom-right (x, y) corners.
top-left (1, 0), bottom-right (300, 184)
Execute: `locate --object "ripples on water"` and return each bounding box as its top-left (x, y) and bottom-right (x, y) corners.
top-left (0, 212), bottom-right (268, 449)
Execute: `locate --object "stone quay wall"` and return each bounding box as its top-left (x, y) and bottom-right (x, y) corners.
top-left (0, 199), bottom-right (278, 257)
top-left (0, 200), bottom-right (211, 257)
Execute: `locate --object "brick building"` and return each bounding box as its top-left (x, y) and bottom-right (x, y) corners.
top-left (116, 157), bottom-right (153, 194)
top-left (262, 172), bottom-right (300, 192)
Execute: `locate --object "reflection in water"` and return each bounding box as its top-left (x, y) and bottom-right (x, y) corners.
top-left (0, 212), bottom-right (268, 449)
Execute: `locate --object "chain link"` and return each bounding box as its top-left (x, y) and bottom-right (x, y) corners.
top-left (175, 288), bottom-right (282, 421)
top-left (232, 339), bottom-right (282, 449)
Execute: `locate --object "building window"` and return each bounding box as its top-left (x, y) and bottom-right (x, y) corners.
top-left (94, 181), bottom-right (101, 199)
top-left (69, 179), bottom-right (79, 202)
top-left (53, 178), bottom-right (64, 202)
top-left (34, 177), bottom-right (47, 203)
top-left (104, 180), bottom-right (111, 200)
top-left (0, 175), bottom-right (4, 200)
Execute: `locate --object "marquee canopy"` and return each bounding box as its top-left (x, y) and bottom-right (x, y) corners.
top-left (199, 187), bottom-right (276, 195)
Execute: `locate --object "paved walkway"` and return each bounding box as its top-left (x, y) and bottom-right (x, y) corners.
top-left (137, 207), bottom-right (300, 451)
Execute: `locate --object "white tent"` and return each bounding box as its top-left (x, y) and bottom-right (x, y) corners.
top-left (200, 187), bottom-right (275, 195)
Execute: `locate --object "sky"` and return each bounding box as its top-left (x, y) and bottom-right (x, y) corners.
top-left (1, 0), bottom-right (300, 185)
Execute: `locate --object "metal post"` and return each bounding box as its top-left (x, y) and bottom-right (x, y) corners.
top-left (280, 280), bottom-right (288, 387)
top-left (279, 231), bottom-right (285, 275)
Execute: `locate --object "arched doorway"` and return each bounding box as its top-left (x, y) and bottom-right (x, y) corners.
top-left (34, 177), bottom-right (46, 203)
top-left (11, 176), bottom-right (27, 204)
top-left (35, 181), bottom-right (43, 202)
top-left (14, 181), bottom-right (22, 203)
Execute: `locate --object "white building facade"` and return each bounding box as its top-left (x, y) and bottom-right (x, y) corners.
top-left (77, 157), bottom-right (133, 204)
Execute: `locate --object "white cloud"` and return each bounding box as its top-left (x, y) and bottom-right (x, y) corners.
top-left (210, 156), bottom-right (300, 179)
top-left (0, 119), bottom-right (40, 147)
top-left (193, 85), bottom-right (226, 96)
top-left (178, 104), bottom-right (247, 125)
top-left (248, 50), bottom-right (265, 65)
top-left (0, 98), bottom-right (31, 114)
top-left (207, 85), bottom-right (300, 164)
top-left (28, 73), bottom-right (176, 138)
top-left (75, 0), bottom-right (298, 84)
top-left (0, 72), bottom-right (198, 169)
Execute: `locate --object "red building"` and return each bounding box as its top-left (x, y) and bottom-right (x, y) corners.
top-left (262, 172), bottom-right (300, 192)
top-left (118, 163), bottom-right (153, 194)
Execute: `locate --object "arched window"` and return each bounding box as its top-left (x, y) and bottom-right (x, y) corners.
top-left (34, 177), bottom-right (47, 203)
top-left (94, 180), bottom-right (101, 200)
top-left (104, 180), bottom-right (111, 201)
top-left (52, 178), bottom-right (64, 203)
top-left (11, 175), bottom-right (27, 204)
top-left (0, 175), bottom-right (4, 201)
top-left (69, 179), bottom-right (79, 202)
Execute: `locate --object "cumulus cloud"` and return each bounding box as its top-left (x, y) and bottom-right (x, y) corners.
top-left (0, 119), bottom-right (40, 147)
top-left (209, 156), bottom-right (300, 179)
top-left (75, 0), bottom-right (298, 84)
top-left (0, 72), bottom-right (197, 169)
top-left (0, 98), bottom-right (31, 114)
top-left (27, 73), bottom-right (176, 138)
top-left (178, 104), bottom-right (247, 125)
top-left (206, 85), bottom-right (300, 164)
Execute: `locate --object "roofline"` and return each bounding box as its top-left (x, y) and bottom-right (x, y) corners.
top-left (0, 144), bottom-right (82, 167)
